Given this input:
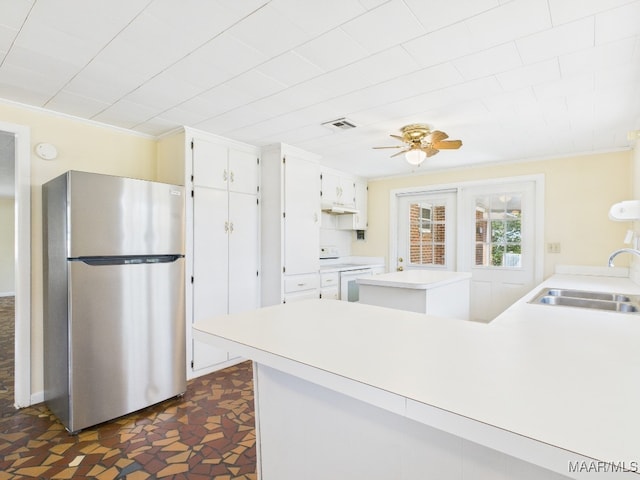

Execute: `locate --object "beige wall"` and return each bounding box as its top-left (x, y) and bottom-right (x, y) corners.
top-left (353, 151), bottom-right (633, 278)
top-left (0, 196), bottom-right (14, 294)
top-left (0, 101), bottom-right (157, 396)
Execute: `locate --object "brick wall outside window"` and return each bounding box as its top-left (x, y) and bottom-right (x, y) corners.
top-left (409, 204), bottom-right (446, 265)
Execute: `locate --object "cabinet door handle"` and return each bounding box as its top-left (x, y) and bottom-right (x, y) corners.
top-left (224, 221), bottom-right (229, 232)
top-left (314, 213), bottom-right (319, 223)
top-left (230, 171), bottom-right (234, 183)
top-left (325, 279), bottom-right (333, 283)
top-left (223, 169), bottom-right (228, 182)
top-left (297, 282), bottom-right (306, 286)
top-left (229, 222), bottom-right (234, 233)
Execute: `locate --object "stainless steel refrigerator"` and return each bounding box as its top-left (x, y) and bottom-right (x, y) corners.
top-left (42, 171), bottom-right (186, 433)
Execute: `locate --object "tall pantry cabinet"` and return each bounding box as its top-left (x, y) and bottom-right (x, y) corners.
top-left (157, 127), bottom-right (260, 378)
top-left (261, 143), bottom-right (321, 305)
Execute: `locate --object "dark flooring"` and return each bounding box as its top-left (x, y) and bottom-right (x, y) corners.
top-left (0, 296), bottom-right (257, 479)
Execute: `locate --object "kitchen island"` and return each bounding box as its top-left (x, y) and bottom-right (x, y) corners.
top-left (193, 273), bottom-right (640, 479)
top-left (357, 269), bottom-right (471, 319)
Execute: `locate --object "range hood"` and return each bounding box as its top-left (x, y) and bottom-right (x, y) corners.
top-left (322, 204), bottom-right (359, 215)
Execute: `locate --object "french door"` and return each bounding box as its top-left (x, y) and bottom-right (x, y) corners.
top-left (460, 181), bottom-right (538, 321)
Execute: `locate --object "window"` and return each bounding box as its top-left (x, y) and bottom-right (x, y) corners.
top-left (419, 205), bottom-right (432, 233)
top-left (475, 193), bottom-right (522, 268)
top-left (409, 201), bottom-right (446, 266)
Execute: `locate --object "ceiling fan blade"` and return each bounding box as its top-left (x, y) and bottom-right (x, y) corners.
top-left (390, 148), bottom-right (411, 158)
top-left (430, 130), bottom-right (448, 143)
top-left (373, 145), bottom-right (403, 149)
top-left (433, 139), bottom-right (462, 150)
top-left (422, 146), bottom-right (439, 157)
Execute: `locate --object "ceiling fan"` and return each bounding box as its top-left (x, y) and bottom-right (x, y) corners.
top-left (373, 124), bottom-right (462, 165)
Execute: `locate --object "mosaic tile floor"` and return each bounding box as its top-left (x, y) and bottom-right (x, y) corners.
top-left (0, 297), bottom-right (257, 479)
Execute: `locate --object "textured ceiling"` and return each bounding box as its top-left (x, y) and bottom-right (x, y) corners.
top-left (0, 0), bottom-right (639, 178)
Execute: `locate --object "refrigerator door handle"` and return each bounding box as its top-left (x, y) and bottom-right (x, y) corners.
top-left (72, 254), bottom-right (184, 266)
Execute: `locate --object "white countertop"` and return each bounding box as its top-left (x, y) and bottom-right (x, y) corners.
top-left (319, 263), bottom-right (384, 273)
top-left (193, 273), bottom-right (640, 474)
top-left (357, 270), bottom-right (471, 289)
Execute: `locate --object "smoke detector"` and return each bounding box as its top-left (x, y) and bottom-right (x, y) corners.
top-left (321, 117), bottom-right (357, 131)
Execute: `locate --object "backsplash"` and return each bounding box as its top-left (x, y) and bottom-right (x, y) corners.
top-left (320, 212), bottom-right (352, 257)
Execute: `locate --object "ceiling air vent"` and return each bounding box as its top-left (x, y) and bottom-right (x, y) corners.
top-left (321, 117), bottom-right (357, 131)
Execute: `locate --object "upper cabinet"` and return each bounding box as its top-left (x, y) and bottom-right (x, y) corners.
top-left (337, 179), bottom-right (368, 230)
top-left (321, 171), bottom-right (356, 209)
top-left (192, 140), bottom-right (258, 195)
top-left (320, 166), bottom-right (368, 230)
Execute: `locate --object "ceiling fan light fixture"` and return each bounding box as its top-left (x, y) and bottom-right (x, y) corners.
top-left (405, 149), bottom-right (426, 165)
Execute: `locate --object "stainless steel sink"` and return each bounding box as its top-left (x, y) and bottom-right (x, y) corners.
top-left (544, 288), bottom-right (631, 302)
top-left (529, 288), bottom-right (640, 314)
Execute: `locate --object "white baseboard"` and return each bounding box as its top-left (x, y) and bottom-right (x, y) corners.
top-left (30, 390), bottom-right (45, 406)
top-left (187, 357), bottom-right (246, 381)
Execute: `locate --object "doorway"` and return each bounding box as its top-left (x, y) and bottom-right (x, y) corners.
top-left (0, 122), bottom-right (31, 408)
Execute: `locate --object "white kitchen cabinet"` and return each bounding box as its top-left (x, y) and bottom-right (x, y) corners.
top-left (337, 179), bottom-right (368, 230)
top-left (157, 127), bottom-right (260, 377)
top-left (320, 271), bottom-right (340, 300)
top-left (261, 143), bottom-right (321, 305)
top-left (321, 171), bottom-right (356, 209)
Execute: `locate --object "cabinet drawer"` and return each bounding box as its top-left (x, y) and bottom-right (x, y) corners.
top-left (320, 272), bottom-right (339, 287)
top-left (320, 286), bottom-right (339, 300)
top-left (285, 290), bottom-right (320, 303)
top-left (284, 273), bottom-right (320, 293)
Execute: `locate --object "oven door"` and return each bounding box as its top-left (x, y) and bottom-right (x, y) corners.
top-left (339, 269), bottom-right (373, 302)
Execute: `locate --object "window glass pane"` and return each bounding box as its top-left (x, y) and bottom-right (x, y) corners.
top-left (409, 201), bottom-right (446, 266)
top-left (474, 193), bottom-right (522, 268)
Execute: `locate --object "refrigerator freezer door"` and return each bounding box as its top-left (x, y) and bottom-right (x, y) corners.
top-left (67, 258), bottom-right (186, 432)
top-left (67, 171), bottom-right (184, 257)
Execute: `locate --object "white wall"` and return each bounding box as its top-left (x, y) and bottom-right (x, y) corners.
top-left (0, 196), bottom-right (14, 295)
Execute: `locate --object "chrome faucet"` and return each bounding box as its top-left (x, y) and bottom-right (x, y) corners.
top-left (608, 248), bottom-right (640, 267)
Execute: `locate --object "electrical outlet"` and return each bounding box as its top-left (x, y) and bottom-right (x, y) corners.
top-left (547, 242), bottom-right (561, 253)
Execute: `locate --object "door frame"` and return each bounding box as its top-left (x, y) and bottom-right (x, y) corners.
top-left (0, 120), bottom-right (31, 408)
top-left (389, 174), bottom-right (544, 284)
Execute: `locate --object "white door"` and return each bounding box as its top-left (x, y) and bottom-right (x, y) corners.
top-left (340, 178), bottom-right (356, 207)
top-left (460, 181), bottom-right (538, 321)
top-left (228, 191), bottom-right (259, 314)
top-left (192, 186), bottom-right (229, 368)
top-left (321, 171), bottom-right (340, 206)
top-left (396, 192), bottom-right (457, 272)
top-left (284, 156), bottom-right (320, 275)
top-left (354, 180), bottom-right (367, 229)
top-left (192, 138), bottom-right (227, 190)
top-left (228, 148), bottom-right (258, 195)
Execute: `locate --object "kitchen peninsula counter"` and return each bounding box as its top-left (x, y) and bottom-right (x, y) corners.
top-left (193, 274), bottom-right (640, 479)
